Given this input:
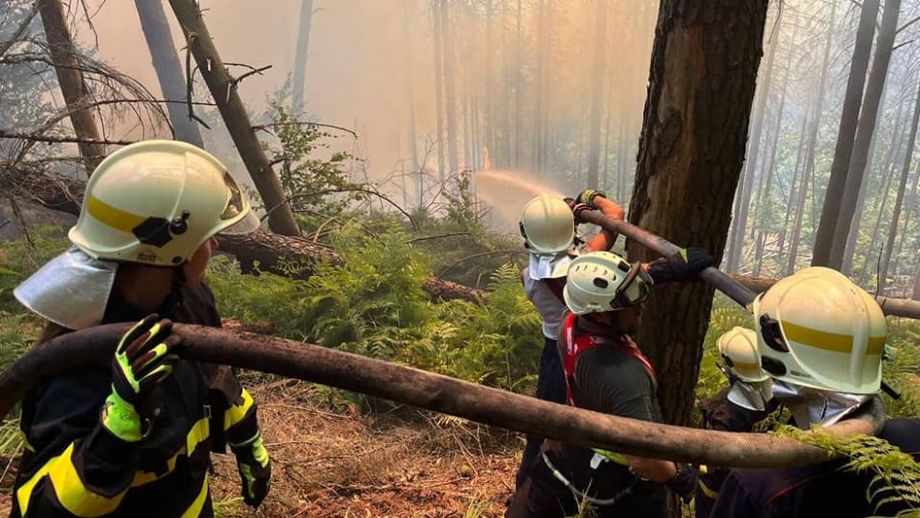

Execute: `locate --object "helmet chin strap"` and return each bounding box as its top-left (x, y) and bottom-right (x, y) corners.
top-left (157, 264), bottom-right (186, 318)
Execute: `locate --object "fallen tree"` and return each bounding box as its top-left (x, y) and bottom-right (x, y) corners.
top-left (7, 167), bottom-right (920, 314)
top-left (0, 323), bottom-right (884, 469)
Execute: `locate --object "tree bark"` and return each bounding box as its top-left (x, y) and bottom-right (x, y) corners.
top-left (585, 0), bottom-right (608, 188)
top-left (726, 5), bottom-right (782, 273)
top-left (403, 2), bottom-right (421, 206)
top-left (878, 77), bottom-right (920, 293)
top-left (37, 0), bottom-right (105, 175)
top-left (513, 0), bottom-right (523, 168)
top-left (832, 0), bottom-right (900, 270)
top-left (168, 0), bottom-right (301, 236)
top-left (292, 0), bottom-right (314, 113)
top-left (812, 0), bottom-right (880, 267)
top-left (628, 0), bottom-right (769, 426)
top-left (133, 0), bottom-right (204, 148)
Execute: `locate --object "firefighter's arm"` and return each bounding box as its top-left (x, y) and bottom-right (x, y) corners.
top-left (224, 387), bottom-right (271, 508)
top-left (578, 190), bottom-right (625, 252)
top-left (15, 374), bottom-right (140, 517)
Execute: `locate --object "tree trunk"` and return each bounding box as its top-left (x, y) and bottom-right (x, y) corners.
top-left (879, 78), bottom-right (920, 293)
top-left (484, 0), bottom-right (495, 162)
top-left (628, 0), bottom-right (768, 426)
top-left (513, 0), bottom-right (523, 168)
top-left (38, 0), bottom-right (105, 175)
top-left (433, 0), bottom-right (446, 183)
top-left (812, 0), bottom-right (880, 266)
top-left (402, 2), bottom-right (421, 206)
top-left (830, 0), bottom-right (900, 269)
top-left (784, 1), bottom-right (837, 273)
top-left (133, 0), bottom-right (204, 148)
top-left (441, 1), bottom-right (460, 174)
top-left (844, 87), bottom-right (901, 275)
top-left (168, 0), bottom-right (301, 236)
top-left (586, 0), bottom-right (608, 187)
top-left (292, 0), bottom-right (314, 113)
top-left (913, 259), bottom-right (920, 300)
top-left (776, 111), bottom-right (808, 268)
top-left (726, 5), bottom-right (781, 273)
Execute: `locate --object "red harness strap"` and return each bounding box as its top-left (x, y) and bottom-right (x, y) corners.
top-left (558, 313), bottom-right (656, 407)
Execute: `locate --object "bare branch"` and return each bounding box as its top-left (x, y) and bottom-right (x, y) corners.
top-left (0, 3), bottom-right (39, 58)
top-left (255, 121), bottom-right (359, 139)
top-left (0, 130), bottom-right (135, 146)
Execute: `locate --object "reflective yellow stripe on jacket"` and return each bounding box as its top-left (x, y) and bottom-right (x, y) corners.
top-left (223, 389), bottom-right (254, 432)
top-left (17, 418), bottom-right (212, 517)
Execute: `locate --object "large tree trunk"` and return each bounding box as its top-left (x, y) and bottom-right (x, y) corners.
top-left (585, 0), bottom-right (608, 188)
top-left (292, 0), bottom-right (314, 113)
top-left (133, 0), bottom-right (204, 148)
top-left (830, 0), bottom-right (900, 269)
top-left (403, 2), bottom-right (421, 206)
top-left (168, 0), bottom-right (301, 237)
top-left (812, 0), bottom-right (880, 266)
top-left (726, 5), bottom-right (781, 273)
top-left (38, 0), bottom-right (105, 175)
top-left (878, 78), bottom-right (920, 293)
top-left (628, 0), bottom-right (768, 426)
top-left (512, 0), bottom-right (523, 168)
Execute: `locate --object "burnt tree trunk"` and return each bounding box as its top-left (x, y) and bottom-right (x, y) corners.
top-left (38, 0), bottom-right (105, 174)
top-left (586, 0), bottom-right (608, 187)
top-left (168, 0), bottom-right (301, 236)
top-left (628, 0), bottom-right (769, 426)
top-left (812, 0), bottom-right (880, 266)
top-left (441, 0), bottom-right (460, 174)
top-left (133, 0), bottom-right (204, 147)
top-left (831, 0), bottom-right (900, 269)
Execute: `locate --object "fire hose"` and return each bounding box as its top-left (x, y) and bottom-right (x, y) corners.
top-left (0, 323), bottom-right (884, 469)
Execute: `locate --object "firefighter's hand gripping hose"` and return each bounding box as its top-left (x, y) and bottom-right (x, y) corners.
top-left (103, 315), bottom-right (181, 442)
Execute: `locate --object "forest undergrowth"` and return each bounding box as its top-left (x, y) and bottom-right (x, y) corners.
top-left (1, 225), bottom-right (920, 516)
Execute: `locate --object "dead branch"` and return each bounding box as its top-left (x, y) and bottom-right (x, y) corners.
top-left (0, 130), bottom-right (135, 146)
top-left (255, 121), bottom-right (359, 140)
top-left (0, 2), bottom-right (39, 58)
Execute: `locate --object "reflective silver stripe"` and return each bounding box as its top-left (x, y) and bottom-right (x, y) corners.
top-left (540, 450), bottom-right (636, 507)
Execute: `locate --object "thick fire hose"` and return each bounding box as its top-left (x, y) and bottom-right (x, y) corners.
top-left (0, 323), bottom-right (884, 468)
top-left (577, 209), bottom-right (757, 309)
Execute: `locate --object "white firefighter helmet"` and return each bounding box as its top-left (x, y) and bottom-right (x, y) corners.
top-left (563, 251), bottom-right (652, 315)
top-left (753, 267), bottom-right (886, 394)
top-left (519, 194), bottom-right (575, 254)
top-left (718, 327), bottom-right (769, 383)
top-left (68, 140), bottom-right (259, 266)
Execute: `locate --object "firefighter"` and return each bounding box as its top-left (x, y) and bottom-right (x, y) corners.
top-left (709, 267), bottom-right (920, 518)
top-left (507, 248), bottom-right (714, 518)
top-left (11, 141), bottom-right (271, 517)
top-left (513, 190), bottom-right (624, 488)
top-left (695, 327), bottom-right (778, 517)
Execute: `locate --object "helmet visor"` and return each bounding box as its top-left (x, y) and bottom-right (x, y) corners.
top-left (610, 262), bottom-right (651, 310)
top-left (217, 172), bottom-right (261, 235)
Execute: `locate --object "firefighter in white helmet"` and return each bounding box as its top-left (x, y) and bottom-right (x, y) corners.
top-left (12, 141), bottom-right (270, 517)
top-left (695, 327), bottom-right (778, 518)
top-left (710, 267), bottom-right (920, 518)
top-left (508, 247), bottom-right (715, 518)
top-left (513, 189), bottom-right (626, 488)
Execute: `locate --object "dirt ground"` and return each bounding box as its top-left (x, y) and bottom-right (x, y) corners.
top-left (0, 378), bottom-right (522, 518)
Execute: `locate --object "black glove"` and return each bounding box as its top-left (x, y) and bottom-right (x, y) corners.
top-left (575, 189), bottom-right (606, 208)
top-left (648, 247), bottom-right (715, 284)
top-left (666, 463), bottom-right (699, 502)
top-left (232, 431), bottom-right (271, 507)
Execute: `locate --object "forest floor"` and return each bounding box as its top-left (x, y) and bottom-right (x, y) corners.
top-left (0, 377), bottom-right (522, 518)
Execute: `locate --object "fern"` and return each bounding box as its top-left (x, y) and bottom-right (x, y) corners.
top-left (776, 426), bottom-right (920, 515)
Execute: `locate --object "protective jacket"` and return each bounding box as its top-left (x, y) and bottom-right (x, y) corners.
top-left (709, 418), bottom-right (920, 518)
top-left (12, 283), bottom-right (259, 518)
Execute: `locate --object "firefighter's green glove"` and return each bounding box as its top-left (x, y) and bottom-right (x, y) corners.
top-left (575, 189), bottom-right (607, 209)
top-left (102, 315), bottom-right (181, 442)
top-left (232, 431), bottom-right (271, 507)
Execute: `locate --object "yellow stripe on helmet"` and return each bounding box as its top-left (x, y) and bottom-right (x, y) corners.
top-left (782, 320), bottom-right (886, 355)
top-left (86, 195), bottom-right (146, 234)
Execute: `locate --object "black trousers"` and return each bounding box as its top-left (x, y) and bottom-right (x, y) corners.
top-left (514, 337), bottom-right (567, 488)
